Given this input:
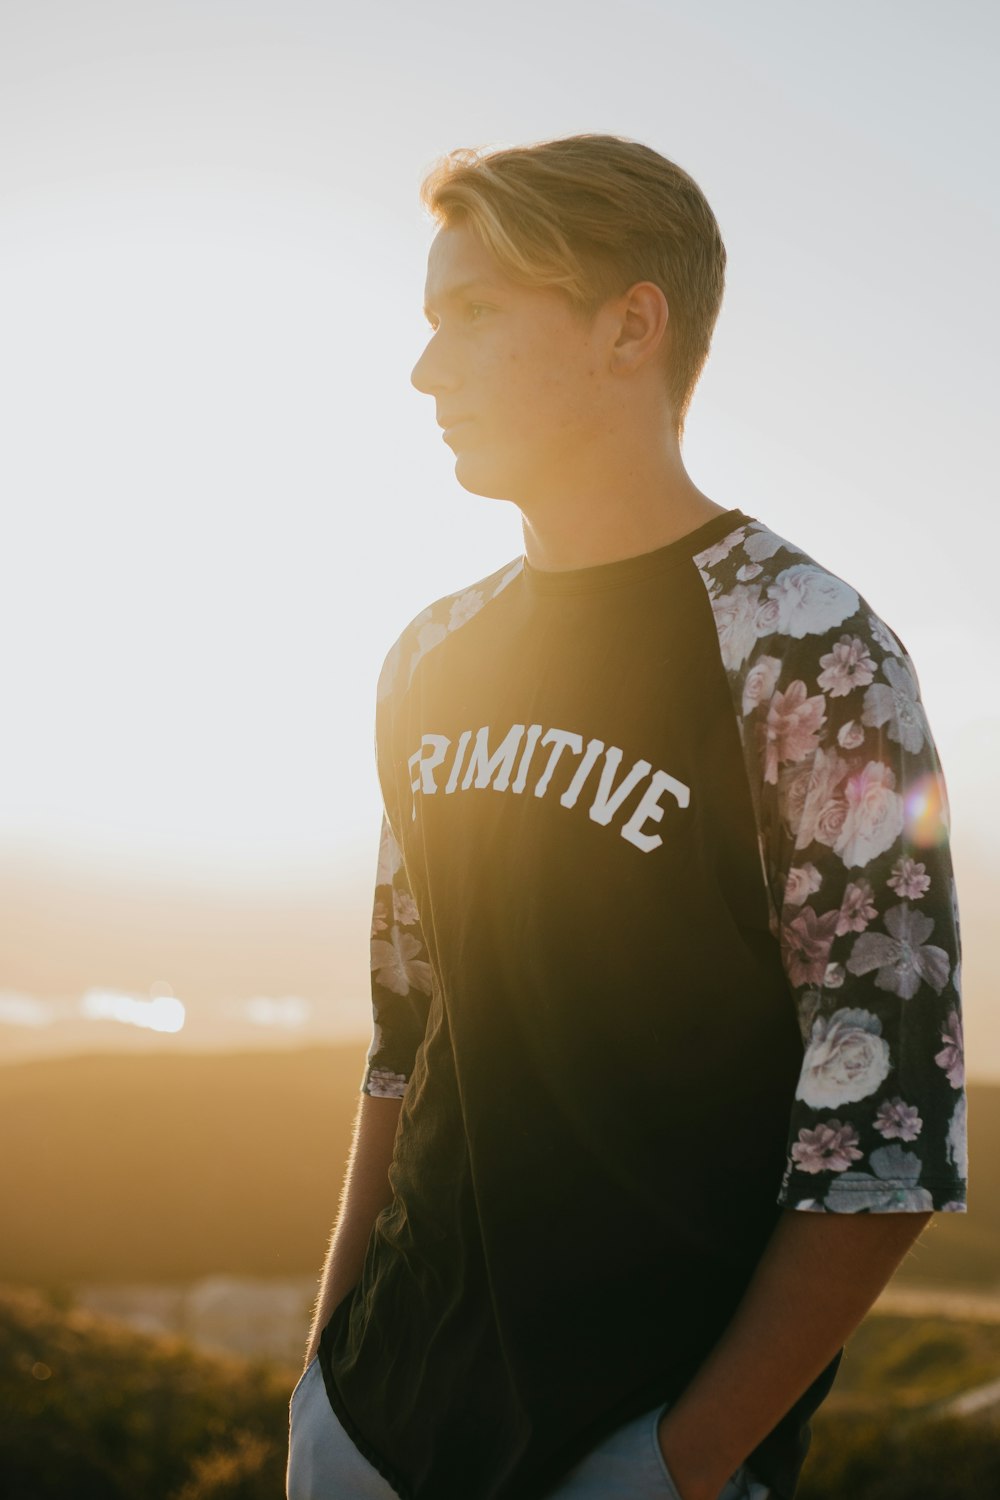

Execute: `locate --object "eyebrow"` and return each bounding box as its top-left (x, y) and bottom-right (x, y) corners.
top-left (423, 279), bottom-right (503, 321)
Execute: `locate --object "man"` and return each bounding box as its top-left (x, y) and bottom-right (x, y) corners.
top-left (287, 135), bottom-right (967, 1500)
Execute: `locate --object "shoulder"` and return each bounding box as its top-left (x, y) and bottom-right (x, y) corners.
top-left (376, 553), bottom-right (524, 705)
top-left (691, 518), bottom-right (907, 681)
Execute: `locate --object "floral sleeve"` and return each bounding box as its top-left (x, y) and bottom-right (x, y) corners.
top-left (694, 521), bottom-right (967, 1213)
top-left (362, 811), bottom-right (434, 1099)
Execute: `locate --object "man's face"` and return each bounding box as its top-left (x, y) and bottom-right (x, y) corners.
top-left (411, 224), bottom-right (610, 503)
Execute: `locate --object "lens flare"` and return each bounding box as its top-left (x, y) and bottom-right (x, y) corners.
top-left (903, 772), bottom-right (950, 848)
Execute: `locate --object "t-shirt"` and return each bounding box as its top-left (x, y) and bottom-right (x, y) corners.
top-left (318, 508), bottom-right (967, 1500)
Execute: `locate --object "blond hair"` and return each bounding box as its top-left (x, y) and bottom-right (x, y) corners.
top-left (420, 134), bottom-right (726, 438)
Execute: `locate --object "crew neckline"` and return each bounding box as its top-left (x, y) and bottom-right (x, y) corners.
top-left (521, 508), bottom-right (752, 598)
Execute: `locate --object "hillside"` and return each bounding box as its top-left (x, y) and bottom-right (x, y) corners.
top-left (2, 1047), bottom-right (997, 1288)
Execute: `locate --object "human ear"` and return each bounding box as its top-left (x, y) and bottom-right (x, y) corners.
top-left (609, 282), bottom-right (669, 374)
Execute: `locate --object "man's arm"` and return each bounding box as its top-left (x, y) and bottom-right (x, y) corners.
top-left (656, 1207), bottom-right (932, 1500)
top-left (302, 1090), bottom-right (403, 1368)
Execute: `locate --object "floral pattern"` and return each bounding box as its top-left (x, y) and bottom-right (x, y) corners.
top-left (696, 521), bottom-right (966, 1214)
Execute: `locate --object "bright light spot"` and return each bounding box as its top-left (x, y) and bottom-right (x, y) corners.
top-left (243, 996), bottom-right (310, 1028)
top-left (80, 989), bottom-right (186, 1033)
top-left (0, 993), bottom-right (55, 1027)
top-left (905, 773), bottom-right (950, 847)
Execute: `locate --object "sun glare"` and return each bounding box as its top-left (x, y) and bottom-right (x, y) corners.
top-left (80, 989), bottom-right (187, 1034)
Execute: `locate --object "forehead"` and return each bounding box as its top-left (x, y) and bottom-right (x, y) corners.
top-left (423, 223), bottom-right (515, 307)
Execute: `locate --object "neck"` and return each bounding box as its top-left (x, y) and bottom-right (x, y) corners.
top-left (518, 429), bottom-right (725, 573)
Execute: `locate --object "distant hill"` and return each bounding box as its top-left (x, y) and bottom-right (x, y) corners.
top-left (2, 1047), bottom-right (997, 1289)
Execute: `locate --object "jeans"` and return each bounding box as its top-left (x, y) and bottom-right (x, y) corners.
top-left (286, 1357), bottom-right (772, 1500)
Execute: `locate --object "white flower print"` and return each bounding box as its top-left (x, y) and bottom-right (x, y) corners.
top-left (795, 1007), bottom-right (891, 1109)
top-left (449, 588), bottom-right (485, 631)
top-left (743, 527), bottom-right (789, 563)
top-left (817, 635), bottom-right (877, 697)
top-left (935, 1010), bottom-right (964, 1088)
top-left (765, 565), bottom-right (860, 640)
top-left (833, 760), bottom-right (904, 869)
top-left (846, 902), bottom-right (950, 999)
top-left (947, 1093), bottom-right (968, 1180)
top-left (366, 1067), bottom-right (409, 1099)
top-left (823, 1144), bottom-right (934, 1212)
top-left (861, 658), bottom-right (929, 754)
top-left (823, 963), bottom-right (845, 989)
top-left (837, 720), bottom-right (865, 750)
top-left (741, 654), bottom-right (782, 716)
top-left (393, 888), bottom-right (421, 927)
top-left (868, 614), bottom-right (903, 656)
top-left (888, 857), bottom-right (931, 900)
top-left (710, 585), bottom-right (762, 670)
top-left (376, 818), bottom-right (404, 885)
top-left (371, 924), bottom-right (434, 997)
top-left (784, 863), bottom-right (822, 907)
top-left (874, 1097), bottom-right (923, 1142)
top-left (377, 639), bottom-right (402, 703)
top-left (371, 899), bottom-right (388, 938)
top-left (791, 1119), bottom-right (863, 1174)
top-left (695, 526), bottom-right (748, 568)
top-left (736, 562), bottom-right (762, 582)
top-left (836, 879), bottom-right (877, 937)
top-left (407, 618), bottom-right (449, 685)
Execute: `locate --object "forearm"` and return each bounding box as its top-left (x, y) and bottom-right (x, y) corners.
top-left (657, 1206), bottom-right (933, 1500)
top-left (303, 1090), bottom-right (403, 1367)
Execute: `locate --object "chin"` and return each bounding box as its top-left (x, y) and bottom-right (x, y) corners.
top-left (452, 452), bottom-right (517, 502)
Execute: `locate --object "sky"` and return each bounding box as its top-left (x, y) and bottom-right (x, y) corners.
top-left (1, 0), bottom-right (998, 1070)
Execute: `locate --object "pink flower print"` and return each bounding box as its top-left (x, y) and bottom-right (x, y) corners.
top-left (753, 594), bottom-right (784, 637)
top-left (784, 863), bottom-right (823, 907)
top-left (861, 658), bottom-right (929, 754)
top-left (836, 879), bottom-right (878, 936)
top-left (846, 902), bottom-right (950, 1000)
top-left (789, 748), bottom-right (848, 850)
top-left (833, 760), bottom-right (905, 868)
top-left (791, 1119), bottom-right (864, 1174)
top-left (837, 719), bottom-right (866, 750)
top-left (818, 635), bottom-right (877, 697)
top-left (376, 819), bottom-right (404, 885)
top-left (366, 1067), bottom-right (409, 1099)
top-left (737, 562), bottom-right (762, 582)
top-left (761, 681), bottom-right (828, 784)
top-left (370, 899), bottom-right (389, 938)
top-left (888, 857), bottom-right (931, 900)
top-left (711, 584), bottom-right (762, 670)
top-left (874, 1097), bottom-right (923, 1142)
top-left (935, 1010), bottom-right (964, 1088)
top-left (741, 655), bottom-right (782, 716)
top-left (782, 905), bottom-right (840, 988)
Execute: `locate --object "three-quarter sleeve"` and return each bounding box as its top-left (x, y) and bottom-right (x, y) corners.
top-left (361, 810), bottom-right (434, 1099)
top-left (694, 522), bottom-right (967, 1213)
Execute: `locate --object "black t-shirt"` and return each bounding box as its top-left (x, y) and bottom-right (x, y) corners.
top-left (318, 509), bottom-right (967, 1500)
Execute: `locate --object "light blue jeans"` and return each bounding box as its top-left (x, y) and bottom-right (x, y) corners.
top-left (286, 1356), bottom-right (772, 1499)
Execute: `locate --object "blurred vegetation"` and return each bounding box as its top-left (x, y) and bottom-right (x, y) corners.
top-left (0, 1284), bottom-right (295, 1500)
top-left (0, 1050), bottom-right (995, 1288)
top-left (4, 1284), bottom-right (1000, 1498)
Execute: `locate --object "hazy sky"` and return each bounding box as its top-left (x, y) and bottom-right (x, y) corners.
top-left (2, 1), bottom-right (999, 1073)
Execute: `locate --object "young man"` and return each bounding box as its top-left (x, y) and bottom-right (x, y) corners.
top-left (287, 135), bottom-right (967, 1500)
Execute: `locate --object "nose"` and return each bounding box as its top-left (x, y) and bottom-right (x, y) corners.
top-left (410, 329), bottom-right (455, 396)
